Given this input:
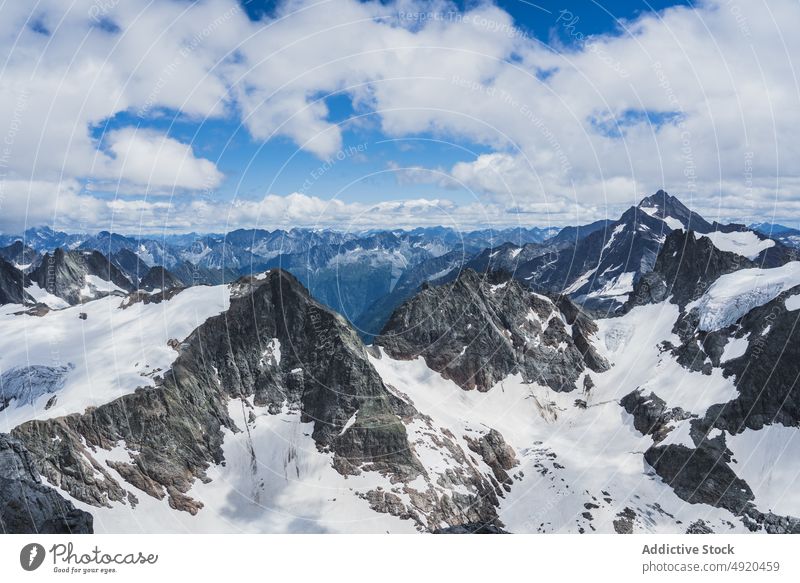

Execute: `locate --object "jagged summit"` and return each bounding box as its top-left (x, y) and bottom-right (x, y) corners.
top-left (378, 268), bottom-right (607, 392)
top-left (27, 248), bottom-right (134, 305)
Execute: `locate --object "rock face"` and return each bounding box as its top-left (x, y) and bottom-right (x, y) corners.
top-left (512, 190), bottom-right (712, 313)
top-left (377, 269), bottom-right (607, 392)
top-left (111, 248), bottom-right (150, 285)
top-left (617, 227), bottom-right (800, 532)
top-left (27, 248), bottom-right (134, 304)
top-left (620, 390), bottom-right (692, 442)
top-left (354, 250), bottom-right (470, 343)
top-left (0, 240), bottom-right (39, 270)
top-left (627, 229), bottom-right (753, 309)
top-left (138, 266), bottom-right (183, 291)
top-left (12, 270), bottom-right (507, 531)
top-left (0, 433), bottom-right (93, 534)
top-left (0, 257), bottom-right (28, 305)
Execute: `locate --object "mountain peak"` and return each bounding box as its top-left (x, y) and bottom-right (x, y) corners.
top-left (638, 189), bottom-right (684, 215)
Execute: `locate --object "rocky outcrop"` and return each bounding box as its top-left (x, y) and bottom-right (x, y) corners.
top-left (377, 269), bottom-right (607, 392)
top-left (11, 270), bottom-right (511, 531)
top-left (704, 287), bottom-right (800, 432)
top-left (0, 433), bottom-right (92, 534)
top-left (644, 443), bottom-right (752, 515)
top-left (0, 257), bottom-right (29, 305)
top-left (620, 390), bottom-right (692, 442)
top-left (627, 229), bottom-right (752, 310)
top-left (14, 271), bottom-right (421, 510)
top-left (0, 241), bottom-right (39, 270)
top-left (27, 248), bottom-right (134, 304)
top-left (111, 248), bottom-right (149, 284)
top-left (138, 266), bottom-right (183, 291)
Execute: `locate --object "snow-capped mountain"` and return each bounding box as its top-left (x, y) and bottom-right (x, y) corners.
top-left (0, 241), bottom-right (39, 271)
top-left (751, 222), bottom-right (800, 249)
top-left (3, 221), bottom-right (799, 534)
top-left (451, 191), bottom-right (791, 317)
top-left (25, 248), bottom-right (135, 306)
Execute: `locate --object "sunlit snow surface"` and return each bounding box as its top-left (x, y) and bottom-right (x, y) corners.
top-left (0, 285), bottom-right (230, 432)
top-left (700, 230), bottom-right (775, 260)
top-left (692, 262), bottom-right (800, 331)
top-left (20, 293), bottom-right (796, 533)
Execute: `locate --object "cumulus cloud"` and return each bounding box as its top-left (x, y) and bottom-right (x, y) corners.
top-left (103, 128), bottom-right (223, 192)
top-left (1, 0), bottom-right (800, 232)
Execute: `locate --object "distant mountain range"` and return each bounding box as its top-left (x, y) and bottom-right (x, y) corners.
top-left (3, 192), bottom-right (800, 533)
top-left (0, 190), bottom-right (794, 333)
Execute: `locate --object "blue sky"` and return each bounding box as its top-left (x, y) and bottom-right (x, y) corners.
top-left (88, 0), bottom-right (696, 215)
top-left (1, 0), bottom-right (799, 233)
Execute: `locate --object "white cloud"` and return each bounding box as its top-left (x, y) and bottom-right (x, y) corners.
top-left (2, 0), bottom-right (800, 232)
top-left (103, 128), bottom-right (223, 192)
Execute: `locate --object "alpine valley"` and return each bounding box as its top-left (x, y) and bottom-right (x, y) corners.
top-left (2, 191), bottom-right (799, 535)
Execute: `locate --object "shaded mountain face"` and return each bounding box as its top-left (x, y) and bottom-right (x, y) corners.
top-left (0, 433), bottom-right (93, 534)
top-left (11, 271), bottom-right (510, 532)
top-left (138, 266), bottom-right (183, 291)
top-left (169, 260), bottom-right (238, 286)
top-left (27, 248), bottom-right (134, 305)
top-left (547, 218), bottom-right (614, 245)
top-left (611, 233), bottom-right (800, 532)
top-left (354, 249), bottom-right (472, 342)
top-left (111, 248), bottom-right (150, 284)
top-left (377, 269), bottom-right (608, 392)
top-left (0, 258), bottom-right (28, 305)
top-left (0, 240), bottom-right (39, 270)
top-left (626, 229), bottom-right (754, 309)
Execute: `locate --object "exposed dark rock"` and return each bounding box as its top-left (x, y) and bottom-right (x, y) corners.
top-left (621, 389), bottom-right (692, 442)
top-left (627, 229), bottom-right (753, 310)
top-left (644, 444), bottom-right (753, 515)
top-left (0, 433), bottom-right (92, 534)
top-left (466, 429), bottom-right (518, 489)
top-left (14, 271), bottom-right (424, 514)
top-left (703, 288), bottom-right (800, 432)
top-left (0, 257), bottom-right (29, 305)
top-left (613, 507), bottom-right (636, 534)
top-left (377, 269), bottom-right (607, 392)
top-left (27, 248), bottom-right (134, 305)
top-left (686, 519), bottom-right (713, 534)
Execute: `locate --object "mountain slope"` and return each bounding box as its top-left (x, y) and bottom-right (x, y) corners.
top-left (10, 271), bottom-right (514, 533)
top-left (27, 248), bottom-right (134, 305)
top-left (0, 433), bottom-right (93, 533)
top-left (0, 258), bottom-right (29, 305)
top-left (377, 269), bottom-right (608, 392)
